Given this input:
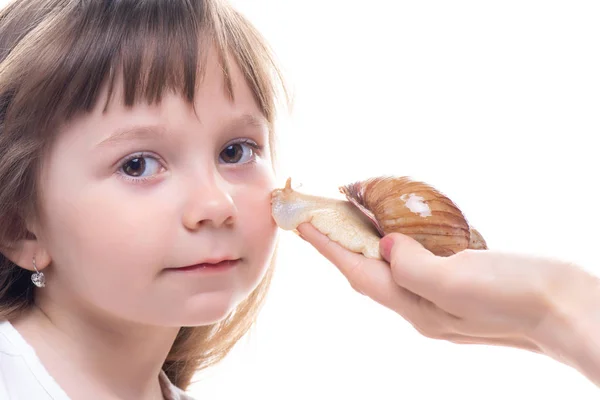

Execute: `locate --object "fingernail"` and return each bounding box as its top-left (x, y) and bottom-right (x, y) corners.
top-left (379, 236), bottom-right (394, 261)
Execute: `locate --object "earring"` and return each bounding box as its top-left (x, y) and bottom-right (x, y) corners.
top-left (31, 257), bottom-right (46, 288)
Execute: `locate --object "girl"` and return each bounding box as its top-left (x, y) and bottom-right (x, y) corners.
top-left (0, 0), bottom-right (286, 398)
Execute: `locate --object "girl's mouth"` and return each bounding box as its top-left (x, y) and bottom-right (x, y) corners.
top-left (168, 259), bottom-right (241, 273)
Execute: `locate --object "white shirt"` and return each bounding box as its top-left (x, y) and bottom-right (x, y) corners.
top-left (0, 320), bottom-right (195, 400)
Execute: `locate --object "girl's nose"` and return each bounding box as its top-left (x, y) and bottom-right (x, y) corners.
top-left (182, 176), bottom-right (237, 230)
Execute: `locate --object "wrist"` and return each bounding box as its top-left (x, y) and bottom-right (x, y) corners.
top-left (530, 266), bottom-right (600, 385)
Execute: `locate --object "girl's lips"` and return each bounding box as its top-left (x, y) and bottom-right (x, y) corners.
top-left (169, 259), bottom-right (240, 272)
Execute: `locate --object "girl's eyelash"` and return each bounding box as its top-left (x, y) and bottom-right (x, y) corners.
top-left (228, 138), bottom-right (264, 152)
top-left (120, 152), bottom-right (145, 164)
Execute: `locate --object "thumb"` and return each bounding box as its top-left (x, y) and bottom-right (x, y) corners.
top-left (379, 233), bottom-right (446, 301)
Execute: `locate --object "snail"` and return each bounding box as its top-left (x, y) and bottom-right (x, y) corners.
top-left (271, 176), bottom-right (487, 260)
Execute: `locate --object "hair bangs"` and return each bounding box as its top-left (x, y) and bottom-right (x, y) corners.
top-left (60, 1), bottom-right (211, 119)
top-left (47, 0), bottom-right (284, 130)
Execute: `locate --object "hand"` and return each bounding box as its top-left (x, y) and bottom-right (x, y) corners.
top-left (296, 222), bottom-right (594, 356)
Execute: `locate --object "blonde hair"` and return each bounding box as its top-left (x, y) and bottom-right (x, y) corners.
top-left (0, 0), bottom-right (287, 389)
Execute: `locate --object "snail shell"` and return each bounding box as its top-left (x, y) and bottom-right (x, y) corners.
top-left (271, 176), bottom-right (487, 260)
top-left (340, 176), bottom-right (487, 257)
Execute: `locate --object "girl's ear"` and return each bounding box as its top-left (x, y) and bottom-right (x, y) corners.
top-left (0, 224), bottom-right (51, 272)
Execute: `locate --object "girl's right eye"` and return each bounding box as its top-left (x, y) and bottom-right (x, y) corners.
top-left (118, 153), bottom-right (165, 182)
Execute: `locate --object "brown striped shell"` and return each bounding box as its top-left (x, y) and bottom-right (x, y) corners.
top-left (339, 176), bottom-right (487, 257)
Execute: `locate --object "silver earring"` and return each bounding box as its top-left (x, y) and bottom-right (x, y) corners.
top-left (31, 258), bottom-right (45, 288)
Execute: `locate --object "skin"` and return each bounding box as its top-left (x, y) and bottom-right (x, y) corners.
top-left (297, 223), bottom-right (600, 387)
top-left (2, 47), bottom-right (278, 400)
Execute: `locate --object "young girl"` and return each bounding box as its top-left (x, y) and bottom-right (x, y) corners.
top-left (0, 0), bottom-right (286, 398)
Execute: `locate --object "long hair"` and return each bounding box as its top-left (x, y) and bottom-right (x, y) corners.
top-left (0, 0), bottom-right (287, 389)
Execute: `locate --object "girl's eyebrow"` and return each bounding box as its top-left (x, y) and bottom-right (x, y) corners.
top-left (96, 114), bottom-right (268, 148)
top-left (225, 114), bottom-right (269, 133)
top-left (97, 125), bottom-right (167, 148)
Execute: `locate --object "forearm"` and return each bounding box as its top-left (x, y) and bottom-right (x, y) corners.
top-left (532, 269), bottom-right (600, 386)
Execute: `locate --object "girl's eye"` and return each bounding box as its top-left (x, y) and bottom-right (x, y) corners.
top-left (219, 141), bottom-right (260, 164)
top-left (120, 154), bottom-right (163, 178)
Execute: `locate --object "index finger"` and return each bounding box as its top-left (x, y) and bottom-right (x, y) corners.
top-left (296, 222), bottom-right (419, 313)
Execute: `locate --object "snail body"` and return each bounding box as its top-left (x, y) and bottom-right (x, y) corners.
top-left (271, 176), bottom-right (487, 260)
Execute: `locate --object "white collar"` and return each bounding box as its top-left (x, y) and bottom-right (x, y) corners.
top-left (159, 370), bottom-right (197, 400)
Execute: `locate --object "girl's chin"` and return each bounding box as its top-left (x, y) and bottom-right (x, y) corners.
top-left (167, 298), bottom-right (248, 327)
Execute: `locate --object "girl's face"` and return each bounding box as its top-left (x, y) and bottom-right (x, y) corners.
top-left (35, 51), bottom-right (278, 327)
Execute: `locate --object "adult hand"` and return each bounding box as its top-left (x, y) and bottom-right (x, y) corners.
top-left (296, 222), bottom-right (600, 385)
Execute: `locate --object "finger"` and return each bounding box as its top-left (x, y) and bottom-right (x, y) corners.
top-left (297, 222), bottom-right (420, 314)
top-left (381, 233), bottom-right (449, 303)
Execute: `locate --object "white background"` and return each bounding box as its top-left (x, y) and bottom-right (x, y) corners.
top-left (190, 1), bottom-right (600, 399)
top-left (1, 0), bottom-right (598, 398)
